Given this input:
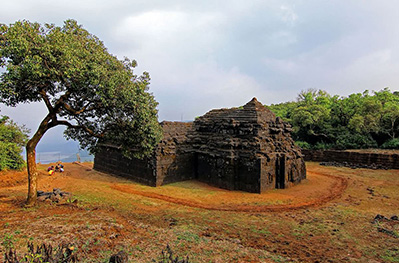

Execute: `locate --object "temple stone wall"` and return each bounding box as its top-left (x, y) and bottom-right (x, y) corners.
top-left (190, 98), bottom-right (306, 193)
top-left (94, 145), bottom-right (156, 186)
top-left (94, 121), bottom-right (195, 186)
top-left (302, 149), bottom-right (399, 169)
top-left (155, 121), bottom-right (195, 186)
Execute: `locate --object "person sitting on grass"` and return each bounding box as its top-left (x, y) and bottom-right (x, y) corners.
top-left (48, 166), bottom-right (55, 176)
top-left (57, 163), bottom-right (64, 172)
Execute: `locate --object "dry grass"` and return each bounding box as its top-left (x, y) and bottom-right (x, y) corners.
top-left (0, 162), bottom-right (398, 262)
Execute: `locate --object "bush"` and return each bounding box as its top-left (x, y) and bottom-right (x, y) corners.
top-left (335, 133), bottom-right (377, 150)
top-left (0, 142), bottom-right (25, 170)
top-left (295, 141), bottom-right (311, 149)
top-left (381, 138), bottom-right (399, 149)
top-left (0, 116), bottom-right (29, 171)
top-left (313, 142), bottom-right (334, 150)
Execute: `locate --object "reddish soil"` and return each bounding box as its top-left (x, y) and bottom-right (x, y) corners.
top-left (110, 171), bottom-right (347, 212)
top-left (0, 162), bottom-right (398, 263)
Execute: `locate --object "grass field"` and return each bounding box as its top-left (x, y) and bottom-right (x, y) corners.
top-left (0, 162), bottom-right (398, 262)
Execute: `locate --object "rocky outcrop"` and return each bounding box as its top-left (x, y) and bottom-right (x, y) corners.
top-left (94, 98), bottom-right (306, 193)
top-left (37, 188), bottom-right (72, 203)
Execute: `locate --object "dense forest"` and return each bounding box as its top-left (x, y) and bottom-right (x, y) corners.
top-left (268, 88), bottom-right (399, 150)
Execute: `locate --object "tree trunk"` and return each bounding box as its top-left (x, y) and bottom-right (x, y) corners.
top-left (25, 115), bottom-right (51, 206)
top-left (26, 140), bottom-right (38, 206)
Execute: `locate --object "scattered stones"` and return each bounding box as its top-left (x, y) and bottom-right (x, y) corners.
top-left (372, 214), bottom-right (389, 223)
top-left (367, 187), bottom-right (376, 196)
top-left (36, 188), bottom-right (72, 203)
top-left (377, 228), bottom-right (398, 238)
top-left (167, 217), bottom-right (178, 227)
top-left (109, 251), bottom-right (128, 263)
top-left (372, 214), bottom-right (399, 238)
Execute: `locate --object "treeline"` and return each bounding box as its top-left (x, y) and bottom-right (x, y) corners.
top-left (268, 88), bottom-right (399, 150)
top-left (0, 116), bottom-right (28, 170)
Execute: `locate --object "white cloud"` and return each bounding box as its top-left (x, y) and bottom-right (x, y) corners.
top-left (280, 5), bottom-right (298, 26)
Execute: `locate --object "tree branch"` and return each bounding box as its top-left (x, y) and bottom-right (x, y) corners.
top-left (62, 101), bottom-right (97, 115)
top-left (50, 119), bottom-right (103, 138)
top-left (39, 89), bottom-right (54, 112)
top-left (49, 90), bottom-right (71, 112)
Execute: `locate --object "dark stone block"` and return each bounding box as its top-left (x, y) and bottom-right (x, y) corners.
top-left (109, 251), bottom-right (128, 263)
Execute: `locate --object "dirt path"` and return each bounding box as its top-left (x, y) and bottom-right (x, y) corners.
top-left (110, 171), bottom-right (348, 212)
top-left (0, 163), bottom-right (347, 213)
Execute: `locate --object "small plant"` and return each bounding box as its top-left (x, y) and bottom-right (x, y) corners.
top-left (2, 233), bottom-right (15, 250)
top-left (3, 242), bottom-right (78, 263)
top-left (153, 245), bottom-right (190, 263)
top-left (176, 232), bottom-right (200, 243)
top-left (23, 253), bottom-right (44, 263)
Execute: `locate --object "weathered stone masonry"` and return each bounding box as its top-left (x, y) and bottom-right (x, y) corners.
top-left (302, 149), bottom-right (399, 169)
top-left (94, 98), bottom-right (306, 193)
top-left (94, 121), bottom-right (195, 186)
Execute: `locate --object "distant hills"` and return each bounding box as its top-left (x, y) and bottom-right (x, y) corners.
top-left (24, 140), bottom-right (93, 164)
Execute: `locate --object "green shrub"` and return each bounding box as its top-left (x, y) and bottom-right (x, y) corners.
top-left (381, 138), bottom-right (399, 149)
top-left (335, 133), bottom-right (377, 150)
top-left (0, 116), bottom-right (29, 171)
top-left (295, 141), bottom-right (311, 149)
top-left (313, 142), bottom-right (334, 150)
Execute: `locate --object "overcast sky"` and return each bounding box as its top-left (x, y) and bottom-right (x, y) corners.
top-left (1, 0), bottom-right (399, 148)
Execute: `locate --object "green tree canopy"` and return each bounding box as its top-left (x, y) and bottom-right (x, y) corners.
top-left (0, 20), bottom-right (162, 205)
top-left (268, 88), bottom-right (399, 150)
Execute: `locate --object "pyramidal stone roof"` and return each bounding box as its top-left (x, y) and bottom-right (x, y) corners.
top-left (191, 97), bottom-right (299, 157)
top-left (194, 97), bottom-right (276, 130)
top-left (243, 97), bottom-right (266, 110)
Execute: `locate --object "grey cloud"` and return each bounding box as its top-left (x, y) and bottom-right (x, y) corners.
top-left (1, 0), bottom-right (399, 147)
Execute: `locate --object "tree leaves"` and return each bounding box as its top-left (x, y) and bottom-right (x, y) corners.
top-left (268, 88), bottom-right (399, 149)
top-left (0, 115), bottom-right (29, 170)
top-left (0, 19), bottom-right (162, 157)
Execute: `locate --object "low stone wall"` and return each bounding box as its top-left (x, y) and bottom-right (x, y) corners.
top-left (94, 145), bottom-right (157, 186)
top-left (302, 149), bottom-right (399, 169)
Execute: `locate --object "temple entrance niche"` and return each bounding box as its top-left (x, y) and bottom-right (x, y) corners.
top-left (275, 154), bottom-right (286, 189)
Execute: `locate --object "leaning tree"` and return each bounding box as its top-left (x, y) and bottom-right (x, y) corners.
top-left (0, 20), bottom-right (162, 206)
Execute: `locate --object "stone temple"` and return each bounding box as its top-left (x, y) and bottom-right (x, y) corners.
top-left (94, 98), bottom-right (306, 193)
